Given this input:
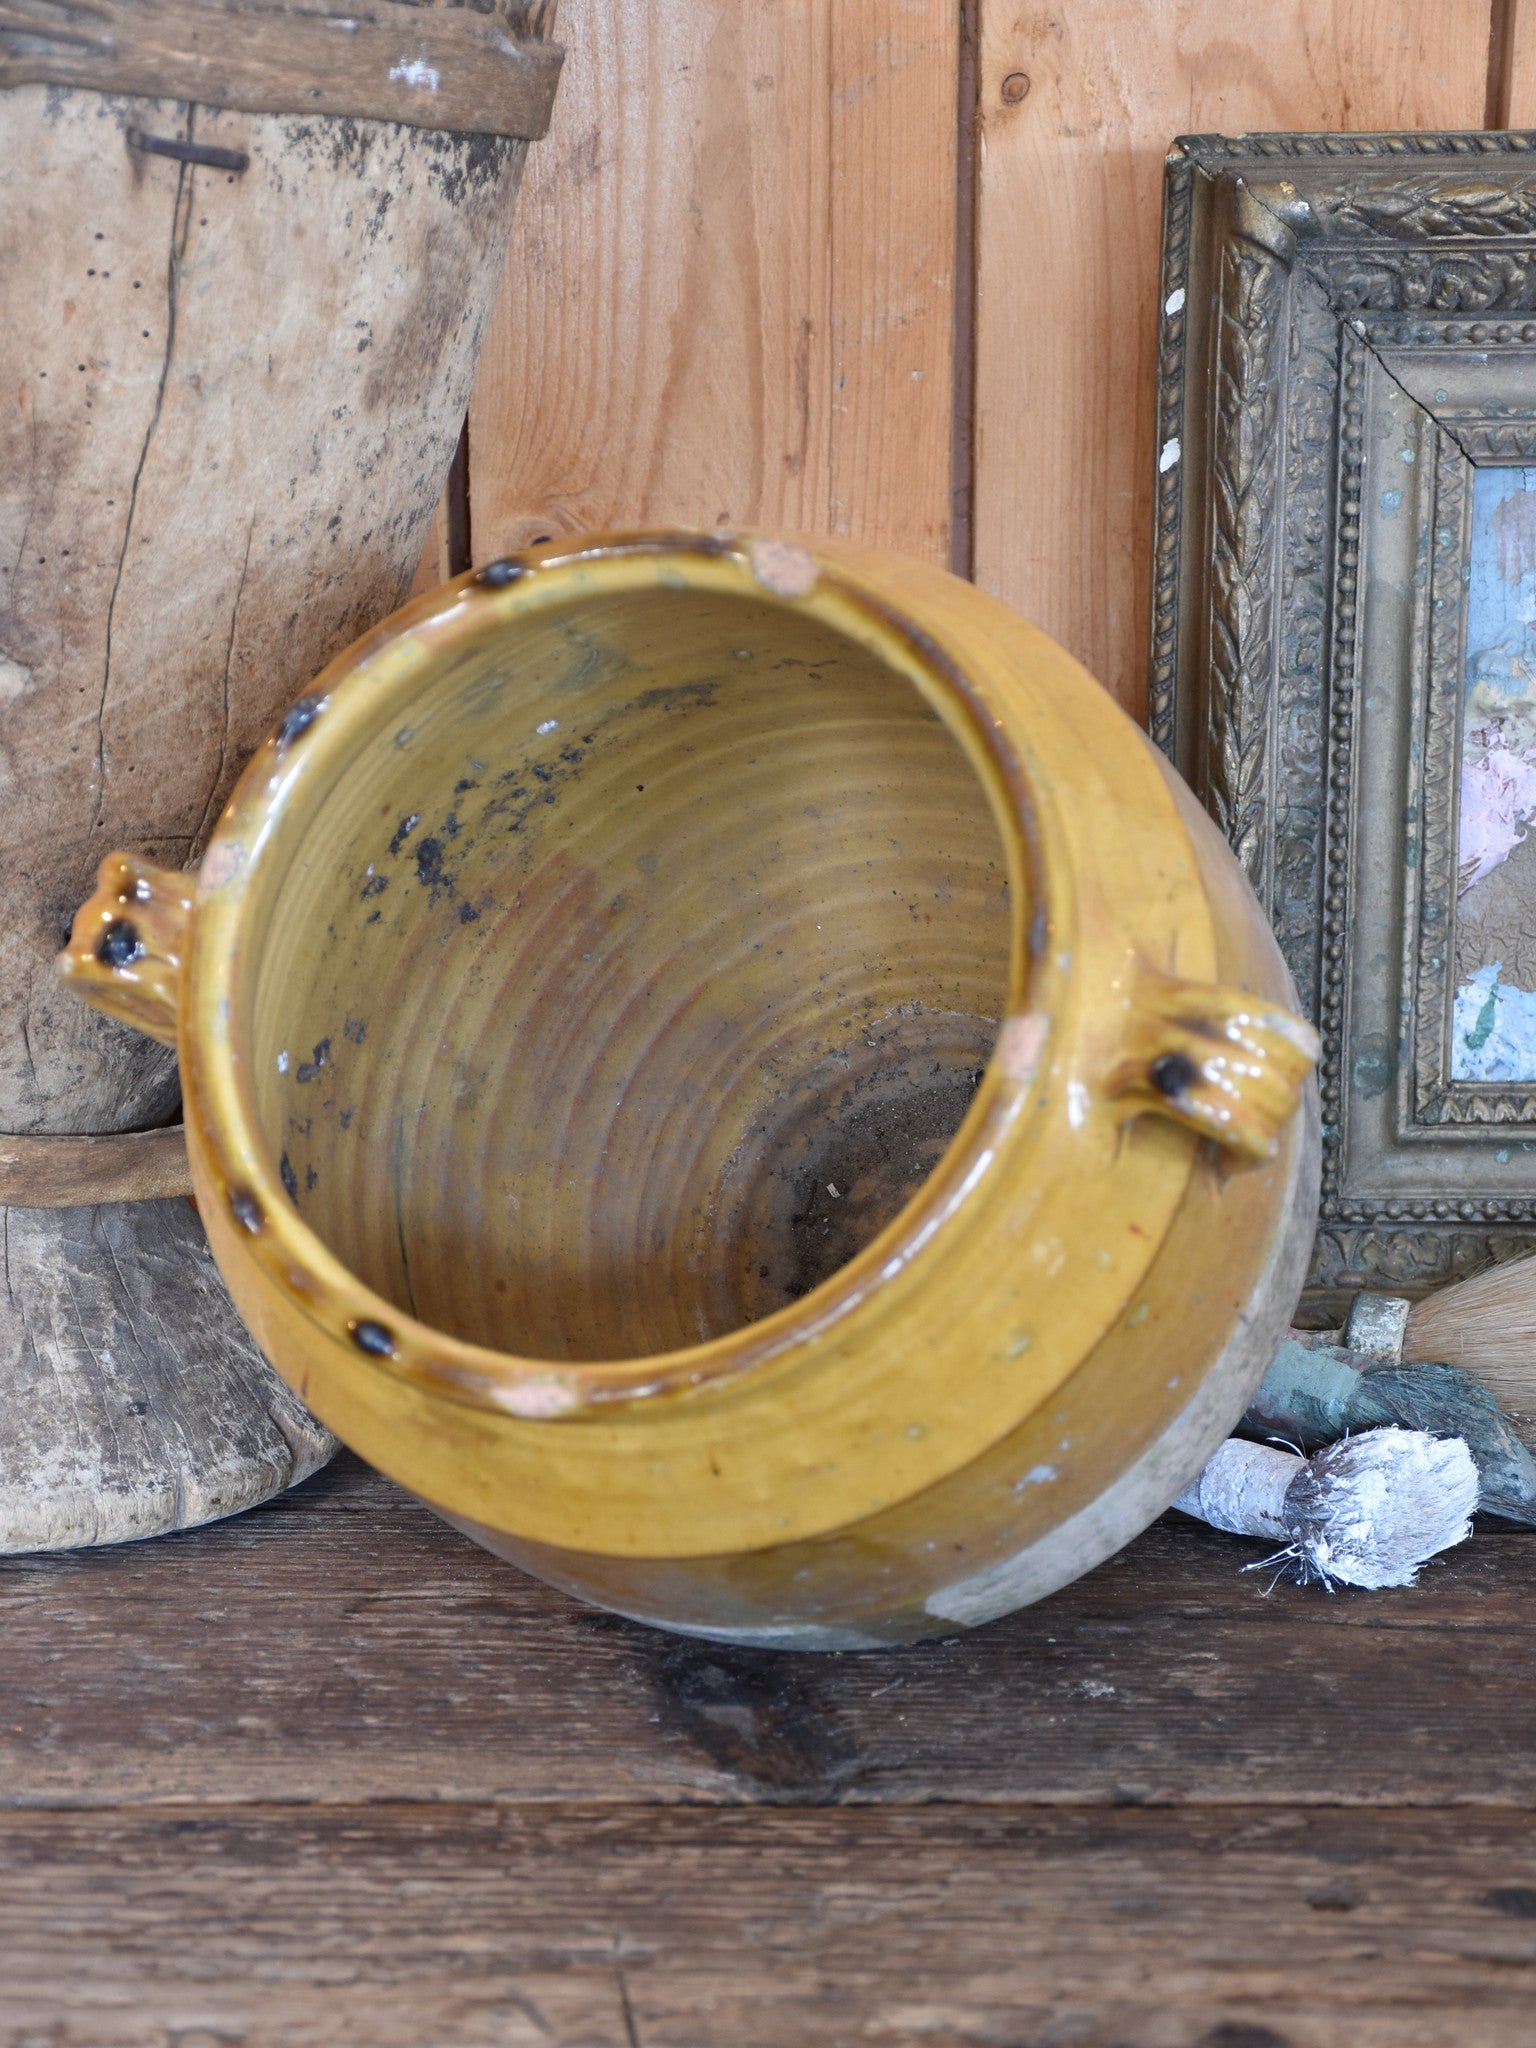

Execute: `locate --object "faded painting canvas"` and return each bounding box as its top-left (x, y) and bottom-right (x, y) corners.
top-left (1454, 465), bottom-right (1536, 1082)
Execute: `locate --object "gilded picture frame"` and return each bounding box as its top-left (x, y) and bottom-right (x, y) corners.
top-left (1153, 130), bottom-right (1536, 1312)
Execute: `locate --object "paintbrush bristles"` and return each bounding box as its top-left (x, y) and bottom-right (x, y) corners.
top-left (1174, 1430), bottom-right (1477, 1588)
top-left (1403, 1253), bottom-right (1536, 1414)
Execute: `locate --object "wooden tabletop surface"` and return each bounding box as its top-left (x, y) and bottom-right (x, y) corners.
top-left (4, 1451), bottom-right (1534, 2045)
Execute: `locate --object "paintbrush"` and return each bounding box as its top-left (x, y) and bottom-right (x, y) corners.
top-left (1247, 1327), bottom-right (1536, 1525)
top-left (1246, 1284), bottom-right (1536, 1523)
top-left (1400, 1256), bottom-right (1536, 1425)
top-left (1173, 1429), bottom-right (1478, 1588)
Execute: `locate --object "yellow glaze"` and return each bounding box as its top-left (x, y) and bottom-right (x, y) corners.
top-left (60, 532), bottom-right (1319, 1645)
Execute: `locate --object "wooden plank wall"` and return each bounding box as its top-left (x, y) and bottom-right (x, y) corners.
top-left (431, 0), bottom-right (1523, 725)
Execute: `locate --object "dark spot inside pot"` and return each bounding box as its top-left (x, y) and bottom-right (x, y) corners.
top-left (275, 695), bottom-right (324, 750)
top-left (744, 1044), bottom-right (987, 1315)
top-left (477, 557), bottom-right (526, 588)
top-left (361, 874), bottom-right (388, 899)
top-left (95, 918), bottom-right (142, 968)
top-left (389, 813), bottom-right (421, 856)
top-left (1150, 1050), bottom-right (1201, 1099)
top-left (350, 1318), bottom-right (398, 1358)
top-left (229, 1187), bottom-right (264, 1234)
top-left (344, 1017), bottom-right (367, 1044)
top-left (415, 836), bottom-right (447, 890)
top-left (295, 1038), bottom-right (332, 1085)
top-left (279, 1151), bottom-right (299, 1202)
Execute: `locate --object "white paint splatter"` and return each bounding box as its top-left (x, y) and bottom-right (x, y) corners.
top-left (749, 536), bottom-right (818, 598)
top-left (277, 1050), bottom-right (289, 1074)
top-left (1459, 743), bottom-right (1536, 890)
top-left (389, 57), bottom-right (441, 90)
top-left (1158, 437), bottom-right (1181, 474)
top-left (501, 1376), bottom-right (578, 1419)
top-left (535, 718), bottom-right (559, 735)
top-left (1013, 1464), bottom-right (1058, 1492)
top-left (1164, 286), bottom-right (1185, 316)
top-left (1066, 1079), bottom-right (1090, 1128)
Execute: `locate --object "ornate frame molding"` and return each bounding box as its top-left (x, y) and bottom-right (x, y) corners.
top-left (1154, 131), bottom-right (1536, 1311)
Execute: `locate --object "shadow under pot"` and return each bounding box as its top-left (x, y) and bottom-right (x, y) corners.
top-left (60, 530), bottom-right (1320, 1647)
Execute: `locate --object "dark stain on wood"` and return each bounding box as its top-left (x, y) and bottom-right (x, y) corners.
top-left (637, 1632), bottom-right (863, 1795)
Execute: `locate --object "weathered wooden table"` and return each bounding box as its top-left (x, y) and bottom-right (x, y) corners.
top-left (3, 1453), bottom-right (1533, 2044)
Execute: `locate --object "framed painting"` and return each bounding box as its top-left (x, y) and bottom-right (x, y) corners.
top-left (1152, 130), bottom-right (1536, 1312)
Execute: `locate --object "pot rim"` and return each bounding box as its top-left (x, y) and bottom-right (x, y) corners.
top-left (183, 530), bottom-right (1066, 1419)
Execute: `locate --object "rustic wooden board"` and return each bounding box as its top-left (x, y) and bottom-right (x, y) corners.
top-left (971, 0), bottom-right (1495, 717)
top-left (4, 1802), bottom-right (1536, 2046)
top-left (0, 0), bottom-right (563, 142)
top-left (467, 0), bottom-right (960, 565)
top-left (1503, 0), bottom-right (1536, 122)
top-left (408, 488), bottom-right (454, 599)
top-left (4, 1454), bottom-right (1533, 1809)
top-left (0, 1200), bottom-right (334, 1552)
top-left (0, 1125), bottom-right (191, 1208)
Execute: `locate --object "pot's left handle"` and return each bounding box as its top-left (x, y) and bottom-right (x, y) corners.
top-left (56, 854), bottom-right (193, 1047)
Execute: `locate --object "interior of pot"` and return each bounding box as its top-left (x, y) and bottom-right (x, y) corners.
top-left (247, 581), bottom-right (1015, 1363)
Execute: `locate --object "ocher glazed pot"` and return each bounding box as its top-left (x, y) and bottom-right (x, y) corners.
top-left (60, 532), bottom-right (1319, 1646)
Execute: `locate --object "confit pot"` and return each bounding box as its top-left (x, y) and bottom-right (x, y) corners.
top-left (59, 531), bottom-right (1321, 1647)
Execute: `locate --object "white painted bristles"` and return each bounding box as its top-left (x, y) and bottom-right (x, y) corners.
top-left (1174, 1429), bottom-right (1478, 1590)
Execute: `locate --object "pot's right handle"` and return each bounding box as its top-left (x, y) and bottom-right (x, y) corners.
top-left (56, 853), bottom-right (192, 1047)
top-left (1108, 960), bottom-right (1319, 1166)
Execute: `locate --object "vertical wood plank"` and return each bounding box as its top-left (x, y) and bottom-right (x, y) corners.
top-left (1501, 0), bottom-right (1536, 120)
top-left (407, 488), bottom-right (452, 599)
top-left (469, 0), bottom-right (959, 567)
top-left (973, 0), bottom-right (1495, 719)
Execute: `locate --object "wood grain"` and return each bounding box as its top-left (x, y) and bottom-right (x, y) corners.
top-left (468, 0), bottom-right (959, 565)
top-left (0, 1124), bottom-right (191, 1206)
top-left (4, 1803), bottom-right (1536, 2046)
top-left (972, 0), bottom-right (1495, 718)
top-left (4, 1455), bottom-right (1534, 1809)
top-left (0, 1201), bottom-right (333, 1553)
top-left (0, 0), bottom-right (563, 142)
top-left (408, 489), bottom-right (453, 600)
top-left (1502, 0), bottom-right (1536, 121)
